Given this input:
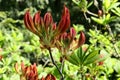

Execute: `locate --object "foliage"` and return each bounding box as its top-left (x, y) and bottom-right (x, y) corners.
top-left (0, 0), bottom-right (120, 80)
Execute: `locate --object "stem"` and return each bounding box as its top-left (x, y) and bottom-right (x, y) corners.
top-left (48, 48), bottom-right (64, 80)
top-left (106, 25), bottom-right (119, 55)
top-left (80, 65), bottom-right (85, 80)
top-left (87, 10), bottom-right (98, 17)
top-left (83, 12), bottom-right (91, 23)
top-left (60, 56), bottom-right (65, 79)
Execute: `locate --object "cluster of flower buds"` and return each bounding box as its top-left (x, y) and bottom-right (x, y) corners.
top-left (15, 62), bottom-right (38, 80)
top-left (24, 5), bottom-right (85, 56)
top-left (24, 6), bottom-right (70, 49)
top-left (56, 27), bottom-right (85, 56)
top-left (41, 74), bottom-right (56, 80)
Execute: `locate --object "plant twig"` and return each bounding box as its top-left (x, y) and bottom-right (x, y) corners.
top-left (87, 10), bottom-right (98, 17)
top-left (106, 25), bottom-right (119, 55)
top-left (80, 65), bottom-right (85, 80)
top-left (48, 47), bottom-right (64, 80)
top-left (60, 56), bottom-right (65, 80)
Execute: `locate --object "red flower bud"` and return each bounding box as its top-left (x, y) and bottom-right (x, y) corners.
top-left (52, 23), bottom-right (56, 30)
top-left (78, 31), bottom-right (85, 47)
top-left (33, 11), bottom-right (41, 26)
top-left (24, 11), bottom-right (37, 34)
top-left (44, 12), bottom-right (53, 29)
top-left (70, 27), bottom-right (76, 39)
top-left (57, 6), bottom-right (70, 34)
top-left (98, 10), bottom-right (103, 17)
top-left (59, 32), bottom-right (67, 41)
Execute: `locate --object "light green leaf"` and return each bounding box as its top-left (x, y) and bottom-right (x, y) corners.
top-left (111, 7), bottom-right (120, 16)
top-left (108, 2), bottom-right (120, 10)
top-left (83, 50), bottom-right (99, 65)
top-left (114, 61), bottom-right (120, 74)
top-left (0, 11), bottom-right (7, 19)
top-left (67, 52), bottom-right (80, 66)
top-left (103, 0), bottom-right (110, 11)
top-left (91, 17), bottom-right (104, 25)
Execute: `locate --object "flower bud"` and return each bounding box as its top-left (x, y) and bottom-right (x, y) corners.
top-left (24, 11), bottom-right (36, 34)
top-left (44, 12), bottom-right (53, 29)
top-left (33, 11), bottom-right (41, 26)
top-left (52, 23), bottom-right (56, 30)
top-left (98, 10), bottom-right (103, 17)
top-left (57, 6), bottom-right (70, 34)
top-left (78, 31), bottom-right (85, 47)
top-left (41, 74), bottom-right (56, 80)
top-left (21, 61), bottom-right (25, 74)
top-left (70, 27), bottom-right (76, 39)
top-left (15, 63), bottom-right (19, 73)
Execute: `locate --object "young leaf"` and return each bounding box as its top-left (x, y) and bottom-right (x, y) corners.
top-left (83, 50), bottom-right (99, 65)
top-left (91, 17), bottom-right (104, 25)
top-left (67, 52), bottom-right (80, 66)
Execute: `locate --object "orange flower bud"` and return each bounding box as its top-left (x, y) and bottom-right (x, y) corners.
top-left (15, 63), bottom-right (19, 73)
top-left (41, 74), bottom-right (56, 80)
top-left (19, 62), bottom-right (38, 80)
top-left (21, 61), bottom-right (25, 74)
top-left (45, 74), bottom-right (56, 80)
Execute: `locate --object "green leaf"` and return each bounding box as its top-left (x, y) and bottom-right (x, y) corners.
top-left (111, 7), bottom-right (120, 16)
top-left (103, 0), bottom-right (110, 11)
top-left (114, 61), bottom-right (120, 74)
top-left (84, 54), bottom-right (99, 65)
top-left (108, 2), bottom-right (120, 10)
top-left (72, 0), bottom-right (80, 6)
top-left (72, 0), bottom-right (88, 12)
top-left (10, 74), bottom-right (20, 80)
top-left (83, 50), bottom-right (99, 65)
top-left (87, 1), bottom-right (93, 8)
top-left (23, 44), bottom-right (36, 53)
top-left (0, 11), bottom-right (7, 19)
top-left (67, 52), bottom-right (80, 66)
top-left (77, 47), bottom-right (83, 63)
top-left (0, 68), bottom-right (6, 74)
top-left (91, 17), bottom-right (104, 25)
top-left (96, 50), bottom-right (109, 63)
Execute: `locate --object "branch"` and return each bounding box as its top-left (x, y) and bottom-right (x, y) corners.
top-left (48, 48), bottom-right (64, 80)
